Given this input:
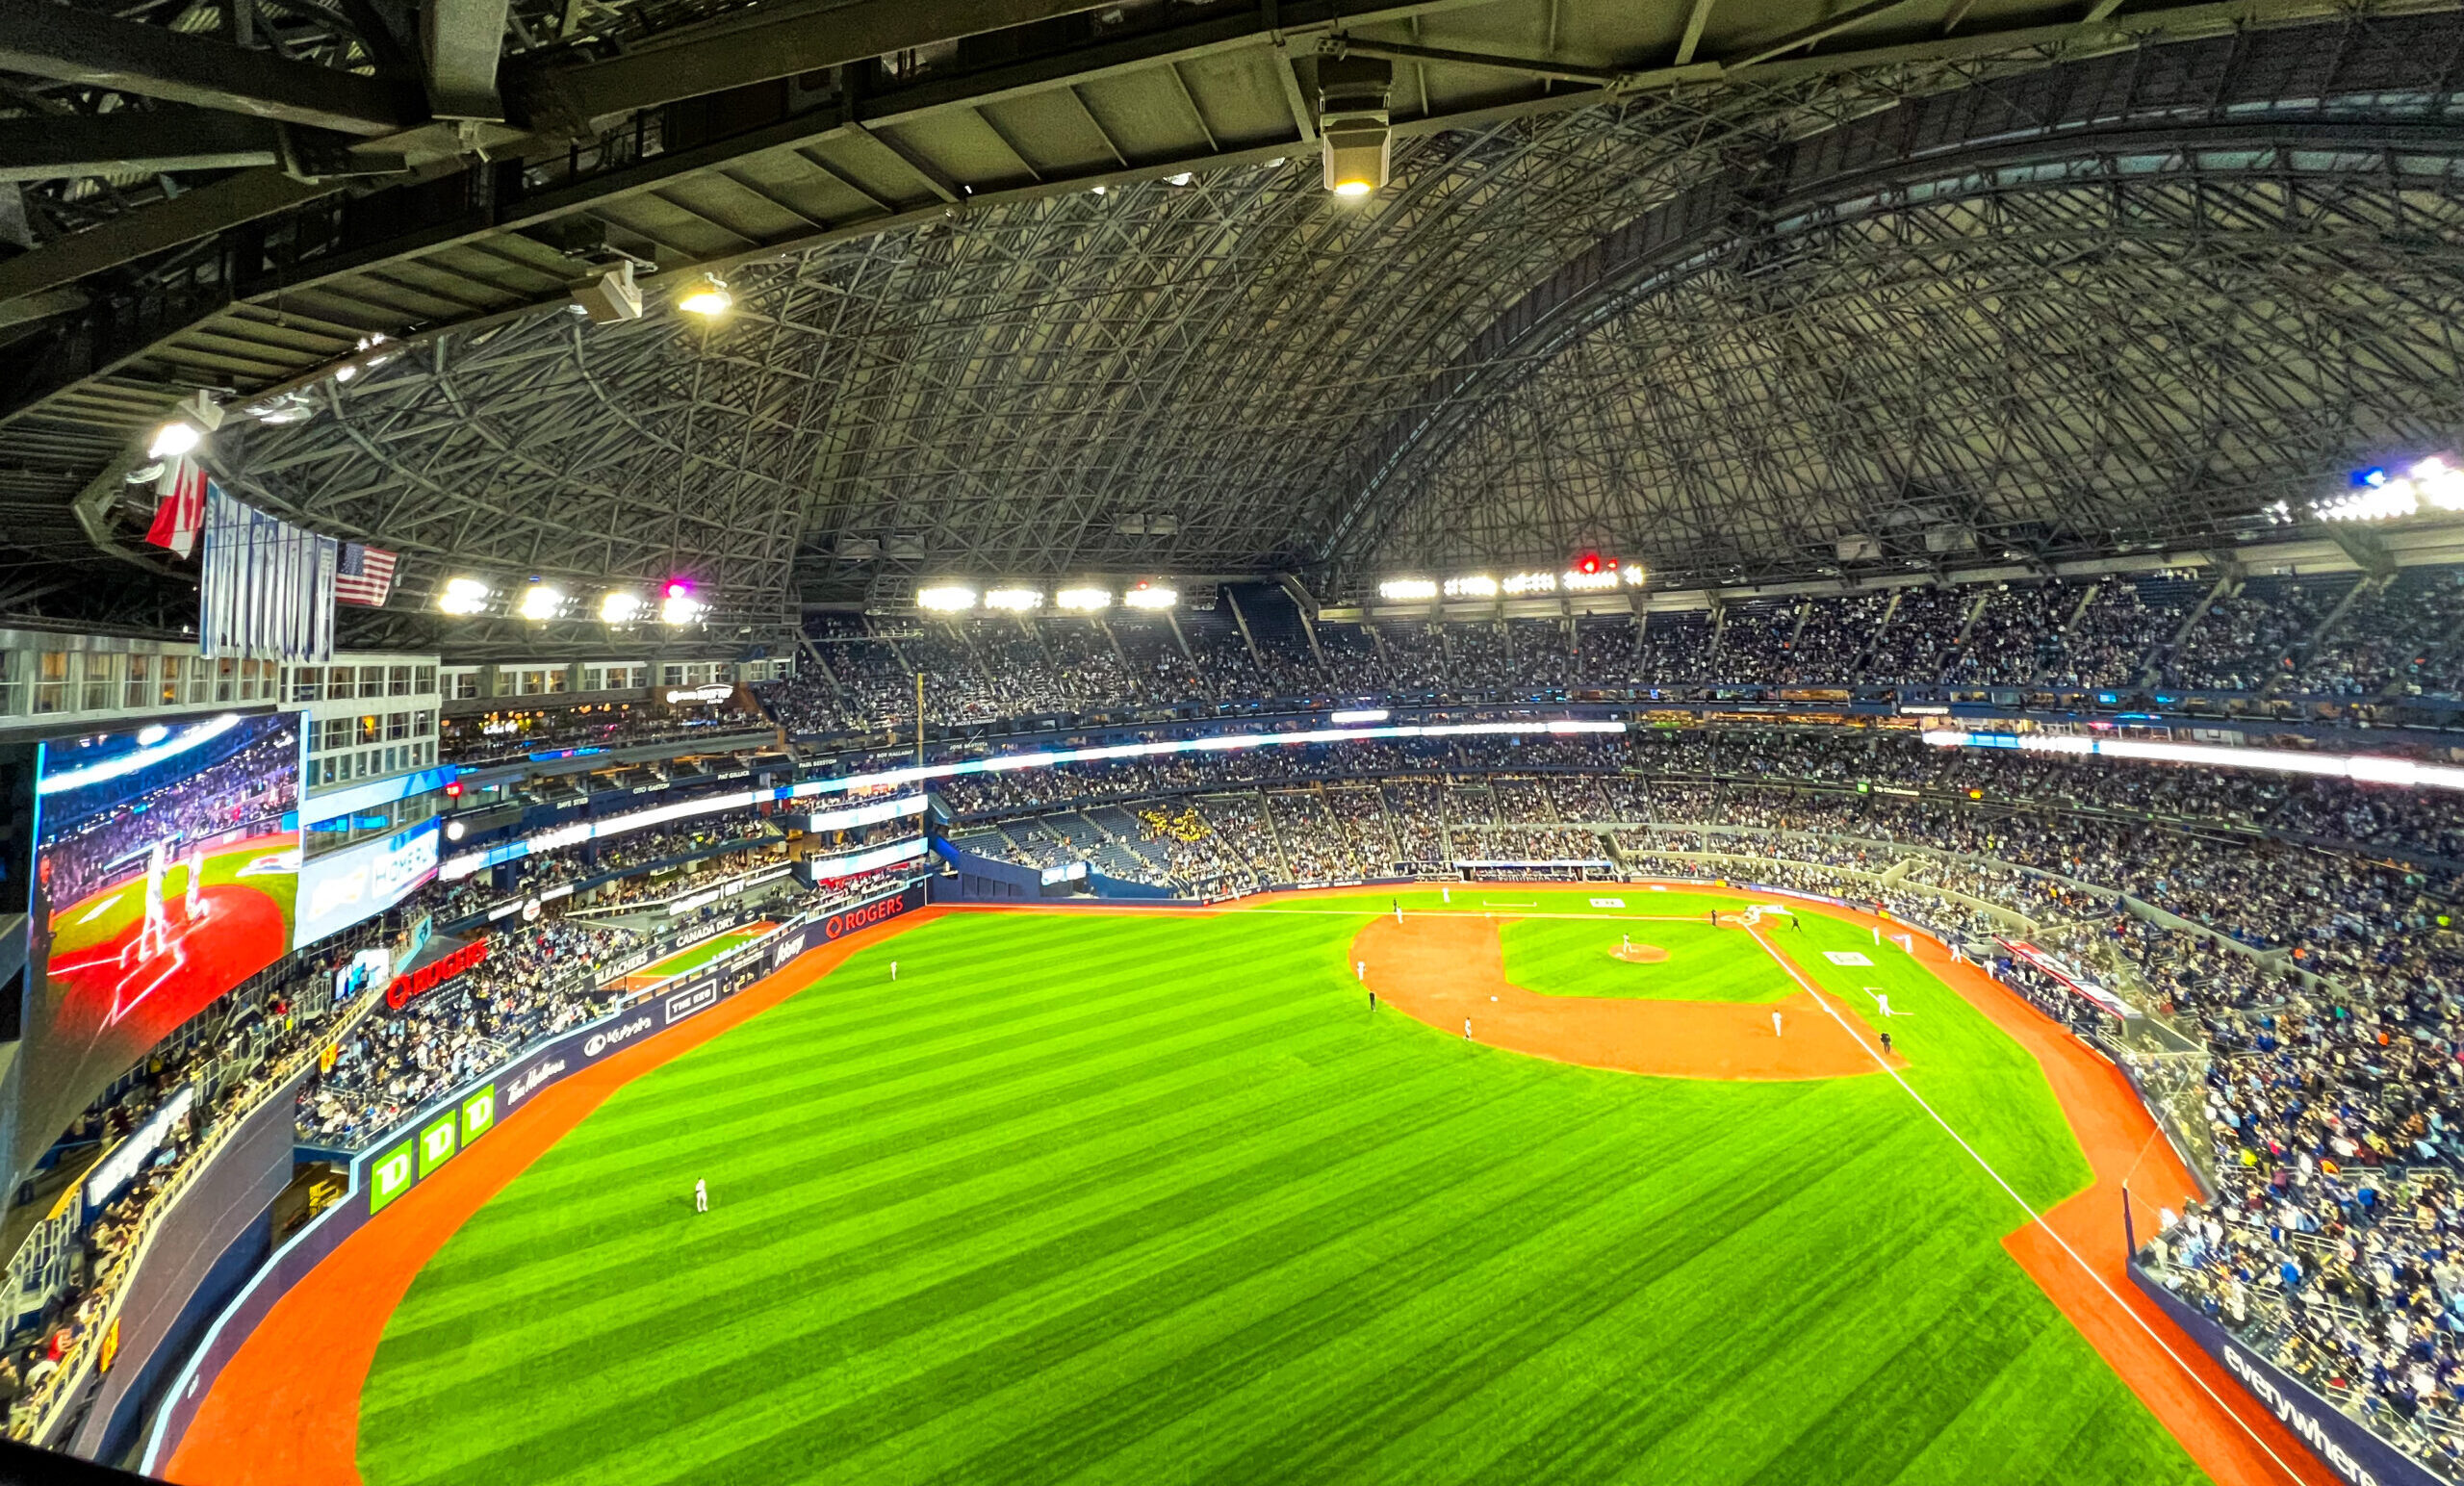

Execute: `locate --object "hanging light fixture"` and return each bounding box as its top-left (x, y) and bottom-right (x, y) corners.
top-left (678, 274), bottom-right (733, 317)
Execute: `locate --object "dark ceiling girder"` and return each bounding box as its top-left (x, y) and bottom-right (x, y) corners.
top-left (423, 0), bottom-right (515, 120)
top-left (0, 167), bottom-right (336, 304)
top-left (1321, 37), bottom-right (1634, 88)
top-left (0, 109), bottom-right (292, 183)
top-left (0, 4), bottom-right (425, 135)
top-left (523, 0), bottom-right (1119, 126)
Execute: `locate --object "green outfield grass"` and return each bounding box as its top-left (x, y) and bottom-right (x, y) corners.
top-left (636, 927), bottom-right (765, 981)
top-left (44, 835), bottom-right (297, 957)
top-left (356, 893), bottom-right (2202, 1486)
top-left (1502, 918), bottom-right (1787, 1002)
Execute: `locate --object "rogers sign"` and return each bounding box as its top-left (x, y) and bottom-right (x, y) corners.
top-left (823, 888), bottom-right (915, 941)
top-left (388, 940), bottom-right (487, 1009)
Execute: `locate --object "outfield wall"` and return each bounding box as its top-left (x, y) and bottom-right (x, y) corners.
top-left (58, 1067), bottom-right (306, 1463)
top-left (2131, 1264), bottom-right (2441, 1486)
top-left (136, 878), bottom-right (929, 1476)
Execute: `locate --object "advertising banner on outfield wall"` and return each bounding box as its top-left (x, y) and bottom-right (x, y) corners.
top-left (2130, 1264), bottom-right (2440, 1486)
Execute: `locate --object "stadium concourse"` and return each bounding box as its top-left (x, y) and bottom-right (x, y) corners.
top-left (16, 0), bottom-right (2464, 1481)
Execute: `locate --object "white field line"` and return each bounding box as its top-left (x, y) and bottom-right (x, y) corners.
top-left (1743, 923), bottom-right (2309, 1486)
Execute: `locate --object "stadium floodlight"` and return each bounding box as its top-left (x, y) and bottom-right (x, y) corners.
top-left (446, 819), bottom-right (467, 841)
top-left (2323, 455), bottom-right (2464, 521)
top-left (518, 583), bottom-right (565, 621)
top-left (599, 590), bottom-right (645, 624)
top-left (1377, 578), bottom-right (1438, 602)
top-left (1622, 564), bottom-right (1648, 586)
top-left (1056, 587), bottom-right (1112, 610)
top-left (2417, 456), bottom-right (2464, 511)
top-left (678, 274), bottom-right (732, 317)
top-left (916, 585), bottom-right (977, 612)
top-left (660, 579), bottom-right (707, 625)
top-left (1123, 585), bottom-right (1177, 609)
top-left (438, 576), bottom-right (492, 615)
top-left (985, 587), bottom-right (1043, 611)
top-left (1562, 568), bottom-right (1619, 592)
top-left (1502, 572), bottom-right (1557, 595)
top-left (1317, 55), bottom-right (1392, 196)
top-left (147, 421), bottom-right (202, 459)
top-left (1443, 576), bottom-right (1498, 599)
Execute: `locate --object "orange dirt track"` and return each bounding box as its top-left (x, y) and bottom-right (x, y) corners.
top-left (1351, 891), bottom-right (2339, 1486)
top-left (164, 907), bottom-right (952, 1486)
top-left (164, 885), bottom-right (2341, 1486)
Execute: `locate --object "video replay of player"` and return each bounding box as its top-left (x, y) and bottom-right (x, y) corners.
top-left (21, 712), bottom-right (303, 1172)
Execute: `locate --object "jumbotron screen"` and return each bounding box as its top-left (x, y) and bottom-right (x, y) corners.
top-left (22, 712), bottom-right (304, 1173)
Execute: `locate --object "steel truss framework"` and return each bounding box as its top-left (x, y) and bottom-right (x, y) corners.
top-left (1342, 152), bottom-right (2464, 599)
top-left (192, 10), bottom-right (2464, 633)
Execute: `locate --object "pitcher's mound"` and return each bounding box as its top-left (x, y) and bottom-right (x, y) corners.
top-left (1611, 944), bottom-right (1669, 963)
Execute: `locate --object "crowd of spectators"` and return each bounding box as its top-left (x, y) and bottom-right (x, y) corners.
top-left (752, 567), bottom-right (2464, 740)
top-left (426, 817), bottom-right (785, 923)
top-left (296, 918), bottom-right (641, 1147)
top-left (441, 701), bottom-right (773, 767)
top-left (38, 721), bottom-right (304, 909)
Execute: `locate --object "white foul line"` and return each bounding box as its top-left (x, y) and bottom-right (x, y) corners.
top-left (1744, 923), bottom-right (2310, 1486)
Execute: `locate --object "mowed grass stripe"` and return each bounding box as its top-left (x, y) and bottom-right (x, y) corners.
top-left (366, 1048), bottom-right (1586, 1483)
top-left (371, 1040), bottom-right (1488, 1379)
top-left (386, 931), bottom-right (1377, 1306)
top-left (395, 1013), bottom-right (1424, 1326)
top-left (1191, 1126), bottom-right (1960, 1486)
top-left (959, 1095), bottom-right (1925, 1486)
top-left (735, 1079), bottom-right (1867, 1486)
top-left (359, 908), bottom-right (2207, 1486)
top-left (526, 922), bottom-right (1353, 1171)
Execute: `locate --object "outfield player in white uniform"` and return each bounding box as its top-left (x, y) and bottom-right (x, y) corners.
top-left (184, 844), bottom-right (206, 925)
top-left (133, 840), bottom-right (170, 964)
top-left (694, 1178), bottom-right (708, 1213)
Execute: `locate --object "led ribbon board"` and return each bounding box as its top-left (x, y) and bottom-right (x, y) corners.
top-left (440, 791), bottom-right (928, 881)
top-left (439, 720), bottom-right (1623, 881)
top-left (1921, 730), bottom-right (2464, 792)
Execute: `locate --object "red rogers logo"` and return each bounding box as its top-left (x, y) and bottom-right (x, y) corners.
top-left (825, 891), bottom-right (911, 940)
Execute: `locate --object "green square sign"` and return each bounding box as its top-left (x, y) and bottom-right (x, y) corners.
top-left (418, 1112), bottom-right (458, 1179)
top-left (368, 1138), bottom-right (417, 1215)
top-left (461, 1084), bottom-right (497, 1145)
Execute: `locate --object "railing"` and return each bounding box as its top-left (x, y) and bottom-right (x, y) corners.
top-left (2138, 1243), bottom-right (2464, 1477)
top-left (13, 982), bottom-right (388, 1447)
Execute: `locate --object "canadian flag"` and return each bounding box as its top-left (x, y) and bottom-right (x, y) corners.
top-left (145, 454), bottom-right (207, 558)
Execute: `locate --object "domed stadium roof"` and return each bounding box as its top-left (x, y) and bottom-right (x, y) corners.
top-left (1, 0), bottom-right (2459, 637)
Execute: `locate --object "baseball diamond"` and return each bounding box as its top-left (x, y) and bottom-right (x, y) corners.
top-left (163, 887), bottom-right (2255, 1486)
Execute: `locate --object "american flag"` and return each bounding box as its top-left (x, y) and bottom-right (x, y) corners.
top-left (334, 542), bottom-right (398, 606)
